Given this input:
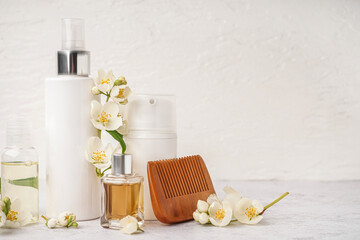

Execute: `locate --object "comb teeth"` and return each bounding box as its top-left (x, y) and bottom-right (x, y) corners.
top-left (152, 156), bottom-right (210, 199)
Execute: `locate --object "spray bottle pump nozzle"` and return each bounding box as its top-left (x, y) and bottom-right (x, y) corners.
top-left (62, 18), bottom-right (85, 51)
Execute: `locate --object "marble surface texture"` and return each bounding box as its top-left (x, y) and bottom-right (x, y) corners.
top-left (1, 180), bottom-right (359, 240)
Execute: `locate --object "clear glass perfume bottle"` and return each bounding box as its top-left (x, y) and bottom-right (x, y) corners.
top-left (1, 117), bottom-right (39, 223)
top-left (101, 153), bottom-right (144, 229)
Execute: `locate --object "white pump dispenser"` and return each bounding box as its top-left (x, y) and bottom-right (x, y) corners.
top-left (62, 18), bottom-right (85, 50)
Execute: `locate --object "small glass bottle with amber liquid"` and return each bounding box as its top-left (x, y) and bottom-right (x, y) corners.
top-left (100, 153), bottom-right (144, 229)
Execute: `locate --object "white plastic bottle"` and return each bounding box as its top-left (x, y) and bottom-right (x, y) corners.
top-left (125, 94), bottom-right (177, 220)
top-left (45, 19), bottom-right (100, 220)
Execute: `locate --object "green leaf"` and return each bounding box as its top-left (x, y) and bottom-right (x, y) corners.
top-left (8, 176), bottom-right (38, 189)
top-left (106, 130), bottom-right (126, 154)
top-left (3, 197), bottom-right (11, 216)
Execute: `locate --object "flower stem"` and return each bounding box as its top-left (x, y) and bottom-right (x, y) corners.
top-left (41, 215), bottom-right (49, 221)
top-left (101, 165), bottom-right (112, 175)
top-left (259, 192), bottom-right (289, 215)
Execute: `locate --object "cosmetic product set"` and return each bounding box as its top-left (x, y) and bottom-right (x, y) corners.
top-left (1, 18), bottom-right (214, 230)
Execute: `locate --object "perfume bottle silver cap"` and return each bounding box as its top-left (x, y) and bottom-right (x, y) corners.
top-left (112, 153), bottom-right (133, 175)
top-left (57, 50), bottom-right (90, 76)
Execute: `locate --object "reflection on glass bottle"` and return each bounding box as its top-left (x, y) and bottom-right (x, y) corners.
top-left (101, 154), bottom-right (144, 229)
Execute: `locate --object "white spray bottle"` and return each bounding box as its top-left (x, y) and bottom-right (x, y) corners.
top-left (45, 19), bottom-right (100, 220)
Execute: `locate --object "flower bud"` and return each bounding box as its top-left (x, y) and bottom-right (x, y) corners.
top-left (121, 222), bottom-right (138, 234)
top-left (3, 197), bottom-right (10, 205)
top-left (114, 76), bottom-right (127, 86)
top-left (58, 211), bottom-right (76, 227)
top-left (120, 99), bottom-right (128, 105)
top-left (47, 218), bottom-right (58, 228)
top-left (197, 200), bottom-right (209, 213)
top-left (198, 212), bottom-right (209, 224)
top-left (193, 210), bottom-right (200, 222)
top-left (91, 86), bottom-right (101, 95)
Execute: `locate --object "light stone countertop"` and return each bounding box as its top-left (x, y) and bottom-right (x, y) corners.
top-left (1, 180), bottom-right (359, 240)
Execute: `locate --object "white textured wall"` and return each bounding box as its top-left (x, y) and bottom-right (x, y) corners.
top-left (1, 0), bottom-right (360, 180)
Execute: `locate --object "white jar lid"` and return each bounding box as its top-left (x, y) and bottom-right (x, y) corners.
top-left (127, 94), bottom-right (176, 133)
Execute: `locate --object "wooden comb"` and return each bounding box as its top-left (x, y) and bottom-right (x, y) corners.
top-left (147, 155), bottom-right (215, 224)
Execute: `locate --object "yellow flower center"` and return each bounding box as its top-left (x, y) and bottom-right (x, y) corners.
top-left (7, 210), bottom-right (18, 222)
top-left (97, 111), bottom-right (111, 124)
top-left (245, 205), bottom-right (258, 220)
top-left (116, 88), bottom-right (125, 98)
top-left (101, 78), bottom-right (110, 85)
top-left (215, 209), bottom-right (225, 221)
top-left (92, 150), bottom-right (106, 163)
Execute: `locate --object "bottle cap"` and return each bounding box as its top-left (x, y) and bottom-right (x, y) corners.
top-left (62, 18), bottom-right (85, 50)
top-left (58, 18), bottom-right (90, 76)
top-left (127, 94), bottom-right (177, 134)
top-left (112, 153), bottom-right (133, 175)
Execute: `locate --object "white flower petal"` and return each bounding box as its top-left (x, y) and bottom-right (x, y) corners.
top-left (193, 210), bottom-right (200, 222)
top-left (90, 119), bottom-right (106, 130)
top-left (110, 86), bottom-right (119, 98)
top-left (88, 137), bottom-right (104, 152)
top-left (106, 117), bottom-right (123, 131)
top-left (47, 218), bottom-right (58, 228)
top-left (208, 200), bottom-right (233, 227)
top-left (197, 200), bottom-right (209, 213)
top-left (209, 209), bottom-right (232, 227)
top-left (91, 100), bottom-right (102, 120)
top-left (207, 194), bottom-right (219, 205)
top-left (91, 86), bottom-right (100, 95)
top-left (121, 222), bottom-right (138, 234)
top-left (252, 200), bottom-right (264, 213)
top-left (223, 186), bottom-right (242, 214)
top-left (223, 193), bottom-right (241, 218)
top-left (198, 212), bottom-right (209, 224)
top-left (96, 83), bottom-right (109, 93)
top-left (234, 198), bottom-right (263, 224)
top-left (117, 120), bottom-right (128, 135)
top-left (58, 211), bottom-right (76, 226)
top-left (105, 69), bottom-right (116, 81)
top-left (223, 185), bottom-right (238, 195)
top-left (234, 198), bottom-right (252, 222)
top-left (17, 211), bottom-right (32, 226)
top-left (93, 163), bottom-right (110, 169)
top-left (98, 69), bottom-right (106, 83)
top-left (11, 198), bottom-right (21, 210)
top-left (104, 143), bottom-right (114, 160)
top-left (247, 215), bottom-right (263, 225)
top-left (208, 201), bottom-right (221, 217)
top-left (111, 86), bottom-right (131, 99)
top-left (5, 220), bottom-right (20, 228)
top-left (119, 216), bottom-right (138, 228)
top-left (103, 102), bottom-right (120, 116)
